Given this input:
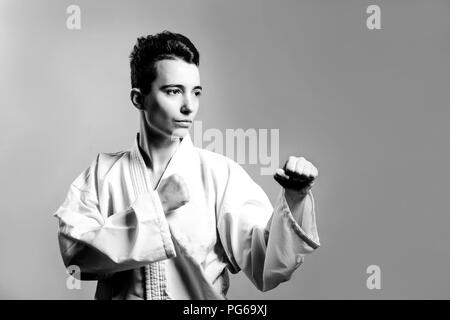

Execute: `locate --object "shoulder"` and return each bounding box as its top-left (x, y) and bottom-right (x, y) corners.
top-left (194, 147), bottom-right (254, 183)
top-left (195, 148), bottom-right (272, 214)
top-left (195, 147), bottom-right (241, 172)
top-left (72, 150), bottom-right (130, 190)
top-left (96, 151), bottom-right (129, 173)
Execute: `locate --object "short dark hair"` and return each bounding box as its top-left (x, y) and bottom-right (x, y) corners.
top-left (129, 30), bottom-right (200, 94)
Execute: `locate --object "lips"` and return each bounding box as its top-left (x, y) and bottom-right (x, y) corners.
top-left (174, 120), bottom-right (192, 127)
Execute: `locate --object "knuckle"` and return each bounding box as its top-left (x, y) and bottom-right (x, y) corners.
top-left (296, 161), bottom-right (305, 169)
top-left (287, 158), bottom-right (297, 168)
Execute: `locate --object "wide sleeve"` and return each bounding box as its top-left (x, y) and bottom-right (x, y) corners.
top-left (53, 158), bottom-right (176, 280)
top-left (216, 161), bottom-right (320, 292)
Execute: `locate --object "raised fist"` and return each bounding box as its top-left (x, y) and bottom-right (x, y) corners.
top-left (274, 156), bottom-right (318, 195)
top-left (157, 174), bottom-right (190, 214)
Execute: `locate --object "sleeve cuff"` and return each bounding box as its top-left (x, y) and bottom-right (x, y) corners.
top-left (278, 189), bottom-right (321, 250)
top-left (131, 191), bottom-right (176, 258)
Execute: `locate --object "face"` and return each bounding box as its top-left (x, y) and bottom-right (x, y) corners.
top-left (140, 59), bottom-right (202, 140)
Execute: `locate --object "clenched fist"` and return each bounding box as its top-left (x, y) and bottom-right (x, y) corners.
top-left (274, 156), bottom-right (318, 197)
top-left (157, 174), bottom-right (190, 214)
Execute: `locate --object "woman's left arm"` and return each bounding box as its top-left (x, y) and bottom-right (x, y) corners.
top-left (216, 159), bottom-right (320, 292)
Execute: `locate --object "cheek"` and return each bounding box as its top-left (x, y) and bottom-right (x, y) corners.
top-left (151, 96), bottom-right (178, 118)
top-left (192, 99), bottom-right (201, 113)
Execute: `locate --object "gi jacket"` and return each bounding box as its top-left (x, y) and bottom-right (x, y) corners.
top-left (53, 134), bottom-right (320, 299)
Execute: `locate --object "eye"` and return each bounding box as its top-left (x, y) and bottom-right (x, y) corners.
top-left (194, 90), bottom-right (202, 97)
top-left (166, 88), bottom-right (182, 96)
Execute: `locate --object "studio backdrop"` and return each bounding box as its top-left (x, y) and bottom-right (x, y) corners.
top-left (1, 0), bottom-right (449, 299)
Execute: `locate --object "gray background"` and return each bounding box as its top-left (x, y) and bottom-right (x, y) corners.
top-left (1, 0), bottom-right (449, 299)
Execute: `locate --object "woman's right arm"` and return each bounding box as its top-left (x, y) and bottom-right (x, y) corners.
top-left (53, 161), bottom-right (176, 280)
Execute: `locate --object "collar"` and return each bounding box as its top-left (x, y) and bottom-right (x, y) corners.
top-left (130, 133), bottom-right (196, 193)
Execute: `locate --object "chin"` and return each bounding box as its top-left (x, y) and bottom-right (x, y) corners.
top-left (170, 128), bottom-right (190, 140)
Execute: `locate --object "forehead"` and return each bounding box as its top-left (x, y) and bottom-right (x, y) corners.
top-left (153, 59), bottom-right (200, 85)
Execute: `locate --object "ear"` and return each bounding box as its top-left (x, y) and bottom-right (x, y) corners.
top-left (130, 88), bottom-right (145, 110)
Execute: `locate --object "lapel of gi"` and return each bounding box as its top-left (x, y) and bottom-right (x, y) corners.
top-left (129, 133), bottom-right (195, 300)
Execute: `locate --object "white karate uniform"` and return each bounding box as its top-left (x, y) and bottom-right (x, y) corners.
top-left (53, 134), bottom-right (320, 299)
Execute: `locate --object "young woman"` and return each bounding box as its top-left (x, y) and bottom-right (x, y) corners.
top-left (54, 31), bottom-right (320, 300)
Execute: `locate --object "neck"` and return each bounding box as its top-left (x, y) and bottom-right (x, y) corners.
top-left (138, 115), bottom-right (181, 172)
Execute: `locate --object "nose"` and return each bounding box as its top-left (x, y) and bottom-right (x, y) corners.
top-left (180, 94), bottom-right (196, 115)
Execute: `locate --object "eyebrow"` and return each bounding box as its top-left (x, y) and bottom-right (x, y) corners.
top-left (160, 84), bottom-right (203, 91)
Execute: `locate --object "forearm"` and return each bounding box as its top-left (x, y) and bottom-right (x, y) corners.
top-left (55, 190), bottom-right (176, 279)
top-left (283, 187), bottom-right (310, 226)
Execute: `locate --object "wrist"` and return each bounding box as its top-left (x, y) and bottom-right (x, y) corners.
top-left (284, 187), bottom-right (308, 203)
